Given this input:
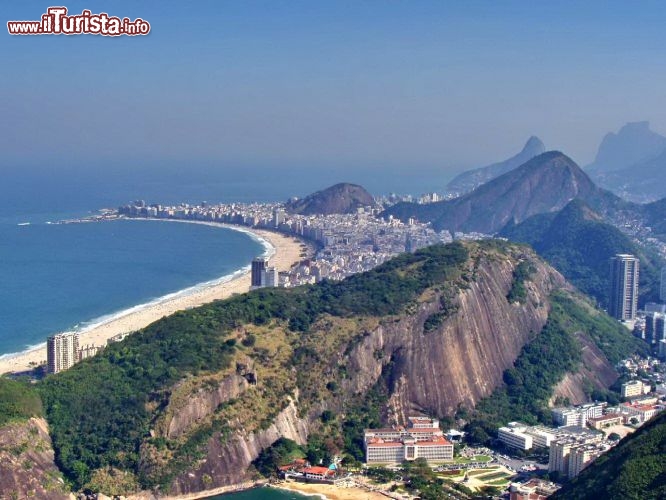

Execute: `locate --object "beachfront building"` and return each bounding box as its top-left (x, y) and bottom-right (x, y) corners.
top-left (251, 257), bottom-right (268, 288)
top-left (78, 344), bottom-right (101, 361)
top-left (47, 332), bottom-right (80, 374)
top-left (364, 417), bottom-right (453, 464)
top-left (302, 466), bottom-right (336, 481)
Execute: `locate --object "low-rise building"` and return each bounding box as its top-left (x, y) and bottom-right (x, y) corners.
top-left (302, 466), bottom-right (336, 481)
top-left (509, 479), bottom-right (561, 500)
top-left (621, 380), bottom-right (647, 398)
top-left (498, 423), bottom-right (557, 450)
top-left (498, 425), bottom-right (533, 450)
top-left (552, 403), bottom-right (605, 428)
top-left (621, 402), bottom-right (661, 423)
top-left (586, 413), bottom-right (624, 430)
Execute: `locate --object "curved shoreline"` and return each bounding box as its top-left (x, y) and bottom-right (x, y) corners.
top-left (0, 221), bottom-right (309, 375)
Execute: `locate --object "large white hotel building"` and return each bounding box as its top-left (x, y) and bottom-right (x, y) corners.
top-left (364, 417), bottom-right (454, 464)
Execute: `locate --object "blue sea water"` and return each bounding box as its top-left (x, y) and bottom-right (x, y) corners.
top-left (0, 219), bottom-right (265, 357)
top-left (206, 487), bottom-right (316, 500)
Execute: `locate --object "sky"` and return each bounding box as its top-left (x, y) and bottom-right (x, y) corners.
top-left (2, 0), bottom-right (666, 191)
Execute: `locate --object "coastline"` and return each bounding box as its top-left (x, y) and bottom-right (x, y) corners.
top-left (0, 221), bottom-right (309, 376)
top-left (271, 481), bottom-right (391, 500)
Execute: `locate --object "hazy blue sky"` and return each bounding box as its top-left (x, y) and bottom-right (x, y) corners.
top-left (2, 0), bottom-right (666, 183)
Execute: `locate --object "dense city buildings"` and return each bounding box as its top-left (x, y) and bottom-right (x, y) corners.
top-left (364, 417), bottom-right (454, 464)
top-left (46, 332), bottom-right (80, 374)
top-left (609, 254), bottom-right (640, 320)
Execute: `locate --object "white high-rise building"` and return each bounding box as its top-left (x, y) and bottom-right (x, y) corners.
top-left (47, 332), bottom-right (80, 374)
top-left (609, 254), bottom-right (639, 320)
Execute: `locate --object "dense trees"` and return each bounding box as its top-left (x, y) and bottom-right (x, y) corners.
top-left (0, 378), bottom-right (43, 426)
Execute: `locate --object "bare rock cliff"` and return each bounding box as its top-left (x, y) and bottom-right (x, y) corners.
top-left (168, 397), bottom-right (308, 494)
top-left (341, 251), bottom-right (566, 422)
top-left (0, 417), bottom-right (71, 499)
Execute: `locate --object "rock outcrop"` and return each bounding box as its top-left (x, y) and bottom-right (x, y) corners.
top-left (0, 418), bottom-right (71, 499)
top-left (168, 397), bottom-right (309, 494)
top-left (341, 248), bottom-right (565, 421)
top-left (285, 182), bottom-right (377, 215)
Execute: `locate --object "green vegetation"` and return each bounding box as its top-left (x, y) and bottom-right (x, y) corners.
top-left (37, 243), bottom-right (470, 491)
top-left (553, 411), bottom-right (666, 500)
top-left (252, 438), bottom-right (305, 477)
top-left (501, 199), bottom-right (664, 306)
top-left (0, 378), bottom-right (43, 426)
top-left (507, 260), bottom-right (536, 303)
top-left (466, 291), bottom-right (647, 443)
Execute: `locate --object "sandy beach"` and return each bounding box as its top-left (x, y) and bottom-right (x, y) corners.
top-left (273, 481), bottom-right (391, 500)
top-left (0, 222), bottom-right (309, 375)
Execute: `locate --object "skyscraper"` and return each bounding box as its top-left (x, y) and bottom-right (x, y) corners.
top-left (609, 254), bottom-right (639, 321)
top-left (251, 257), bottom-right (268, 288)
top-left (645, 312), bottom-right (666, 345)
top-left (47, 332), bottom-right (80, 374)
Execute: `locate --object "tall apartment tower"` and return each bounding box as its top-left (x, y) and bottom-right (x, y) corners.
top-left (609, 254), bottom-right (640, 321)
top-left (645, 312), bottom-right (666, 345)
top-left (47, 332), bottom-right (80, 374)
top-left (251, 257), bottom-right (268, 288)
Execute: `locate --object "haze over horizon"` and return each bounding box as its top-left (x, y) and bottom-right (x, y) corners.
top-left (3, 0), bottom-right (666, 193)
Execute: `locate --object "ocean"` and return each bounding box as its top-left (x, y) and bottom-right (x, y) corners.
top-left (206, 487), bottom-right (316, 500)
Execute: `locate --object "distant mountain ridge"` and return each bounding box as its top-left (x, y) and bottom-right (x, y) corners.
top-left (587, 122), bottom-right (666, 201)
top-left (383, 151), bottom-right (624, 234)
top-left (446, 136), bottom-right (545, 195)
top-left (587, 121), bottom-right (666, 173)
top-left (285, 182), bottom-right (377, 215)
